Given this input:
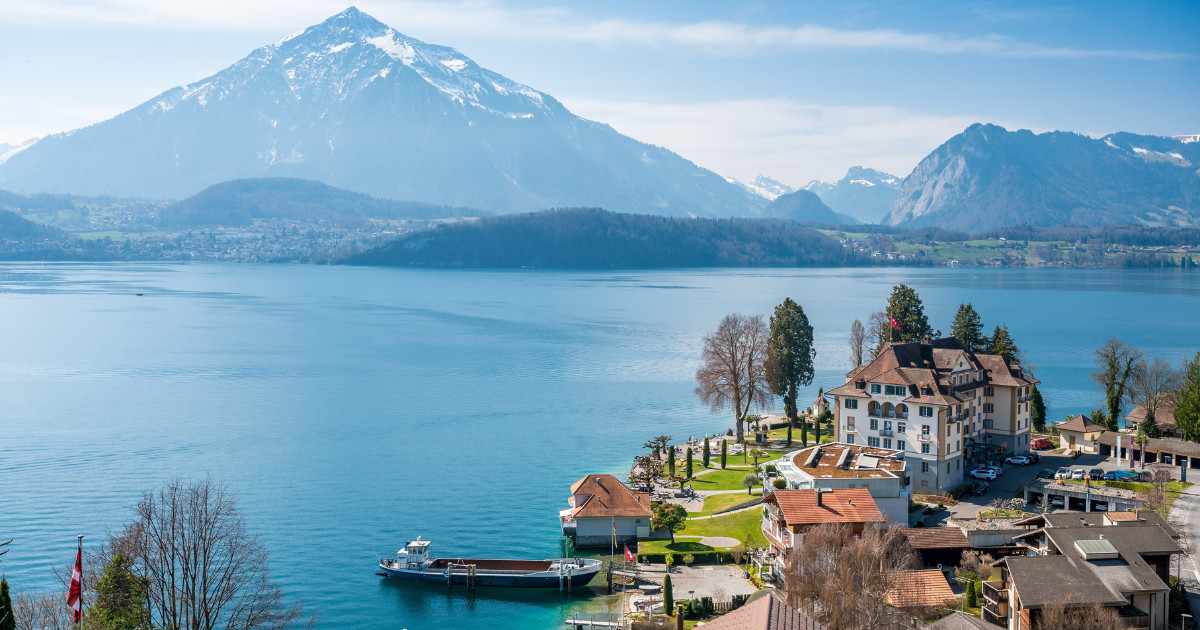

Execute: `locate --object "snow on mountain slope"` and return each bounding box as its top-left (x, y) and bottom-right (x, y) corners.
top-left (0, 7), bottom-right (763, 217)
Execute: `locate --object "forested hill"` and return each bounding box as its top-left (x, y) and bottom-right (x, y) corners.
top-left (345, 208), bottom-right (869, 268)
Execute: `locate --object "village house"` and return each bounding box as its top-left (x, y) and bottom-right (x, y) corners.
top-left (773, 441), bottom-right (910, 522)
top-left (885, 569), bottom-right (958, 615)
top-left (828, 337), bottom-right (1038, 494)
top-left (760, 488), bottom-right (882, 581)
top-left (1054, 413), bottom-right (1106, 453)
top-left (985, 511), bottom-right (1182, 629)
top-left (695, 590), bottom-right (829, 630)
top-left (1126, 400), bottom-right (1180, 438)
top-left (561, 474), bottom-right (652, 547)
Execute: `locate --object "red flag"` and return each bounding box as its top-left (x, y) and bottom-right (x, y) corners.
top-left (67, 547), bottom-right (82, 622)
top-left (889, 314), bottom-right (899, 329)
top-left (624, 544), bottom-right (636, 563)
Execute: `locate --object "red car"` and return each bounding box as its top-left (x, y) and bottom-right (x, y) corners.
top-left (1030, 438), bottom-right (1053, 450)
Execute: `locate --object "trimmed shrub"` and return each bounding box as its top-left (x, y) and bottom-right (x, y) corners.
top-left (773, 479), bottom-right (787, 489)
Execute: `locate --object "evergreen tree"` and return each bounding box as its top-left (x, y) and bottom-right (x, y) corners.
top-left (885, 284), bottom-right (936, 343)
top-left (950, 303), bottom-right (986, 351)
top-left (0, 577), bottom-right (15, 630)
top-left (1176, 352), bottom-right (1200, 442)
top-left (965, 578), bottom-right (979, 608)
top-left (667, 445), bottom-right (676, 477)
top-left (986, 324), bottom-right (1022, 364)
top-left (785, 401), bottom-right (793, 447)
top-left (1141, 409), bottom-right (1162, 439)
top-left (663, 573), bottom-right (674, 617)
top-left (1030, 386), bottom-right (1047, 433)
top-left (720, 440), bottom-right (727, 469)
top-left (702, 437), bottom-right (710, 468)
top-left (89, 553), bottom-right (151, 630)
top-left (685, 448), bottom-right (693, 479)
top-left (766, 298), bottom-right (816, 448)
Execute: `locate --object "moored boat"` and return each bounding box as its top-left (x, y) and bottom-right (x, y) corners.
top-left (378, 538), bottom-right (602, 589)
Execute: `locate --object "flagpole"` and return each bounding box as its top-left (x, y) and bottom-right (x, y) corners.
top-left (77, 534), bottom-right (83, 629)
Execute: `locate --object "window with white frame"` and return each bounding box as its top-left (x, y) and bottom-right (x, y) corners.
top-left (921, 461), bottom-right (930, 473)
top-left (898, 440), bottom-right (906, 451)
top-left (919, 406), bottom-right (933, 417)
top-left (868, 437), bottom-right (880, 447)
top-left (845, 399), bottom-right (858, 409)
top-left (921, 443), bottom-right (930, 454)
top-left (871, 384), bottom-right (881, 394)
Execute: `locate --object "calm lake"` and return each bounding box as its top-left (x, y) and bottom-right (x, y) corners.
top-left (0, 264), bottom-right (1196, 629)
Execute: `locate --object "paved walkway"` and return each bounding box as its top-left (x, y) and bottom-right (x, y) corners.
top-left (1169, 482), bottom-right (1200, 620)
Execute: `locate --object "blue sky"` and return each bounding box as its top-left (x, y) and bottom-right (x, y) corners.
top-left (1, 0), bottom-right (1196, 184)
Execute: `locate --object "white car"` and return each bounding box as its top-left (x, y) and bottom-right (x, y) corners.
top-left (981, 465), bottom-right (1004, 476)
top-left (1071, 469), bottom-right (1087, 480)
top-left (1005, 455), bottom-right (1031, 465)
top-left (970, 468), bottom-right (998, 480)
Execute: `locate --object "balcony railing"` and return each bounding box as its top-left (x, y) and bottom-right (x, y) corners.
top-left (879, 429), bottom-right (893, 437)
top-left (982, 580), bottom-right (1007, 603)
top-left (918, 434), bottom-right (932, 442)
top-left (1018, 396), bottom-right (1029, 403)
top-left (868, 411), bottom-right (909, 419)
top-left (982, 603), bottom-right (1005, 627)
top-left (845, 425), bottom-right (858, 433)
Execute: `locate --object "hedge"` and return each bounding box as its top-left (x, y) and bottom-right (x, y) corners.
top-left (637, 550), bottom-right (732, 565)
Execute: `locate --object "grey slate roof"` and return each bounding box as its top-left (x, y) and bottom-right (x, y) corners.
top-left (927, 611), bottom-right (1005, 630)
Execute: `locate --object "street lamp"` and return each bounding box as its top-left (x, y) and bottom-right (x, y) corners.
top-left (1182, 613), bottom-right (1192, 629)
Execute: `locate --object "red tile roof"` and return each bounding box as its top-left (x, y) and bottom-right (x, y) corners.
top-left (1055, 414), bottom-right (1106, 434)
top-left (569, 474), bottom-right (653, 519)
top-left (885, 569), bottom-right (957, 609)
top-left (902, 527), bottom-right (971, 550)
top-left (698, 591), bottom-right (829, 630)
top-left (766, 488), bottom-right (883, 527)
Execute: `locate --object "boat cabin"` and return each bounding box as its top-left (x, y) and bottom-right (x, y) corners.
top-left (398, 539), bottom-right (431, 568)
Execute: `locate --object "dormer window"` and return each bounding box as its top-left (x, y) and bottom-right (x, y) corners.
top-left (856, 380), bottom-right (866, 390)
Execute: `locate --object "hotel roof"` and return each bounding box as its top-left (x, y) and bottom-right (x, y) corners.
top-left (785, 442), bottom-right (905, 480)
top-left (765, 488), bottom-right (883, 527)
top-left (569, 474), bottom-right (653, 519)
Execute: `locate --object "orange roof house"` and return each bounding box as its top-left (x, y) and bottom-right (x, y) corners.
top-left (562, 474), bottom-right (653, 547)
top-left (761, 488), bottom-right (883, 574)
top-left (885, 569), bottom-right (957, 610)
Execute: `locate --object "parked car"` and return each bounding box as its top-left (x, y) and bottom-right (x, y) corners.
top-left (1055, 467), bottom-right (1072, 480)
top-left (1030, 437), bottom-right (1054, 450)
top-left (969, 480), bottom-right (990, 496)
top-left (1025, 452), bottom-right (1041, 463)
top-left (1071, 469), bottom-right (1087, 480)
top-left (1092, 501), bottom-right (1109, 512)
top-left (971, 468), bottom-right (998, 480)
top-left (982, 465), bottom-right (1004, 476)
top-left (1038, 468), bottom-right (1056, 479)
top-left (1088, 468), bottom-right (1105, 480)
top-left (1050, 495), bottom-right (1065, 508)
top-left (1006, 455), bottom-right (1032, 465)
top-left (1103, 469), bottom-right (1142, 481)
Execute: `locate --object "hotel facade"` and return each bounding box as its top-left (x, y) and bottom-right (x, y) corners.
top-left (827, 337), bottom-right (1038, 494)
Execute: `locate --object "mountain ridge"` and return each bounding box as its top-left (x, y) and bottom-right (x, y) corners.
top-left (0, 7), bottom-right (763, 218)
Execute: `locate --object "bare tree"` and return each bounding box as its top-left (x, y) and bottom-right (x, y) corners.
top-left (1093, 338), bottom-right (1144, 431)
top-left (12, 592), bottom-right (73, 630)
top-left (784, 523), bottom-right (918, 630)
top-left (866, 311), bottom-right (890, 360)
top-left (1139, 465), bottom-right (1174, 517)
top-left (849, 319), bottom-right (865, 368)
top-left (1037, 598), bottom-right (1123, 630)
top-left (695, 314), bottom-right (771, 442)
top-left (1131, 357), bottom-right (1179, 435)
top-left (122, 479), bottom-right (310, 630)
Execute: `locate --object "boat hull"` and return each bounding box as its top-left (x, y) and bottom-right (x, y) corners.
top-left (379, 558), bottom-right (601, 589)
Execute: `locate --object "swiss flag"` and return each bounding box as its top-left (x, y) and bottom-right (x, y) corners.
top-left (889, 314), bottom-right (899, 329)
top-left (624, 544), bottom-right (636, 563)
top-left (67, 547), bottom-right (82, 622)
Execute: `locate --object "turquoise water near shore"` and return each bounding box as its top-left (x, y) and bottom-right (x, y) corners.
top-left (0, 264), bottom-right (1196, 628)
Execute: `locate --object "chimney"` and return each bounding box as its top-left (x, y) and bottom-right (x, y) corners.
top-left (816, 489), bottom-right (829, 507)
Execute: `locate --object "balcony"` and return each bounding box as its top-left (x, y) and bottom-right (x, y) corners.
top-left (1018, 396), bottom-right (1029, 403)
top-left (879, 429), bottom-right (893, 437)
top-left (918, 433), bottom-right (932, 442)
top-left (845, 425), bottom-right (858, 433)
top-left (982, 580), bottom-right (1007, 604)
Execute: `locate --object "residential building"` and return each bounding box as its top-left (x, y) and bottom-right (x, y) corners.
top-left (986, 511), bottom-right (1182, 629)
top-left (1126, 400), bottom-right (1180, 438)
top-left (774, 441), bottom-right (910, 522)
top-left (561, 474), bottom-right (652, 547)
top-left (1054, 414), bottom-right (1106, 453)
top-left (827, 337), bottom-right (1038, 494)
top-left (901, 527), bottom-right (972, 568)
top-left (696, 590), bottom-right (828, 630)
top-left (760, 488), bottom-right (882, 580)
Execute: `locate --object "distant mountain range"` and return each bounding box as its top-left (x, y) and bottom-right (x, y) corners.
top-left (347, 207), bottom-right (866, 268)
top-left (160, 178), bottom-right (481, 228)
top-left (803, 166), bottom-right (904, 224)
top-left (0, 7), bottom-right (763, 218)
top-left (886, 123), bottom-right (1200, 230)
top-left (740, 174), bottom-right (795, 201)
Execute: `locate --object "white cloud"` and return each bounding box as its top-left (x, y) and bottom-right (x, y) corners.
top-left (0, 0), bottom-right (1186, 61)
top-left (561, 97), bottom-right (1008, 183)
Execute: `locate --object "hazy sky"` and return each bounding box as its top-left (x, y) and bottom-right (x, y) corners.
top-left (1, 0), bottom-right (1197, 184)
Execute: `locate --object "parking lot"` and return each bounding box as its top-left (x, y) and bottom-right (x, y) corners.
top-left (934, 450), bottom-right (1134, 521)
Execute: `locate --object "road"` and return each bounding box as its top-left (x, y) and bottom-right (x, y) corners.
top-left (1170, 483), bottom-right (1200, 622)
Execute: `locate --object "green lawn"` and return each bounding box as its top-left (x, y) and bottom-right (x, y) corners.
top-left (638, 540), bottom-right (716, 556)
top-left (689, 468), bottom-right (765, 492)
top-left (681, 506), bottom-right (767, 547)
top-left (690, 490), bottom-right (762, 516)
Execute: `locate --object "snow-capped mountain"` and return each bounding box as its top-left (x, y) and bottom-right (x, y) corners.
top-left (743, 174), bottom-right (795, 201)
top-left (0, 7), bottom-right (763, 216)
top-left (886, 123), bottom-right (1200, 229)
top-left (0, 139), bottom-right (37, 166)
top-left (1173, 134), bottom-right (1199, 144)
top-left (800, 166), bottom-right (903, 224)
